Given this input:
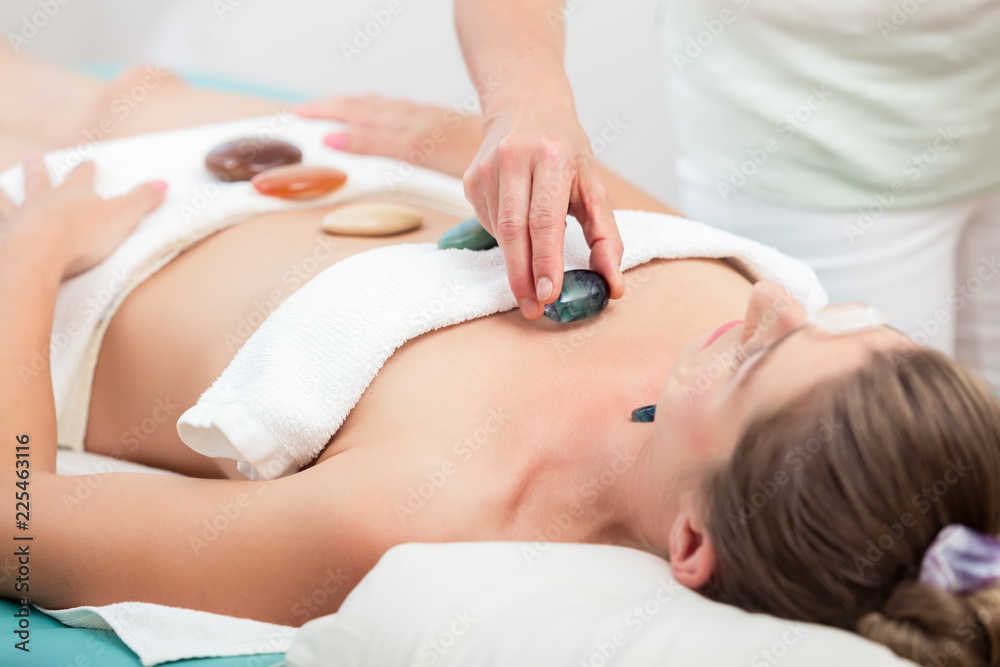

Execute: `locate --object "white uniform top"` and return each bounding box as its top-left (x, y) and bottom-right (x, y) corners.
top-left (658, 0), bottom-right (1000, 210)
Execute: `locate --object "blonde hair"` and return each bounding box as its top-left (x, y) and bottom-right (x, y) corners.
top-left (700, 348), bottom-right (1000, 667)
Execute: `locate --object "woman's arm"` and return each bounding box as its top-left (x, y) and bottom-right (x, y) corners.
top-left (0, 156), bottom-right (164, 601)
top-left (0, 159), bottom-right (380, 624)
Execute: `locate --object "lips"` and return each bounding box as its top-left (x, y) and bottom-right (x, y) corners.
top-left (701, 320), bottom-right (743, 350)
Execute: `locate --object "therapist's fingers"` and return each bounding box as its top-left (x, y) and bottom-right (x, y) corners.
top-left (570, 168), bottom-right (625, 300)
top-left (295, 95), bottom-right (411, 130)
top-left (527, 158), bottom-right (572, 307)
top-left (322, 128), bottom-right (412, 157)
top-left (463, 141), bottom-right (501, 246)
top-left (493, 142), bottom-right (536, 318)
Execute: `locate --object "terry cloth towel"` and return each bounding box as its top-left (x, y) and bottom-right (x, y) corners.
top-left (0, 114), bottom-right (472, 452)
top-left (39, 602), bottom-right (295, 667)
top-left (177, 213), bottom-right (829, 480)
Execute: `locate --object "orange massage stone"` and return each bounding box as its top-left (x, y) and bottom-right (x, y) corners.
top-left (251, 165), bottom-right (348, 200)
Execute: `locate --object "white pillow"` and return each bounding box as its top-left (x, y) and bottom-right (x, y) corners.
top-left (286, 542), bottom-right (915, 666)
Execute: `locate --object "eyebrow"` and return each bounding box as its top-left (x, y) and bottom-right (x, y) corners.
top-left (734, 327), bottom-right (803, 392)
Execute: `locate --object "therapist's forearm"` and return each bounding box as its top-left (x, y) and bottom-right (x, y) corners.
top-left (455, 0), bottom-right (576, 120)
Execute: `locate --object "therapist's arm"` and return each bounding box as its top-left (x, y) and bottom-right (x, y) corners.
top-left (454, 0), bottom-right (624, 320)
top-left (294, 96), bottom-right (682, 216)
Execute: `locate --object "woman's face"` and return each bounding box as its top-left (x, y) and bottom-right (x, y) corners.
top-left (652, 281), bottom-right (912, 472)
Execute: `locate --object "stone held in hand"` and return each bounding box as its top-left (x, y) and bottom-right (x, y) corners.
top-left (543, 270), bottom-right (610, 323)
top-left (205, 138), bottom-right (302, 182)
top-left (437, 217), bottom-right (498, 251)
top-left (251, 165), bottom-right (349, 200)
top-left (321, 202), bottom-right (424, 237)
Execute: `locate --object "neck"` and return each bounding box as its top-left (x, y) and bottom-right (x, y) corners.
top-left (576, 417), bottom-right (675, 558)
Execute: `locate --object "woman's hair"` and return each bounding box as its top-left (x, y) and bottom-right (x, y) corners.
top-left (701, 347), bottom-right (1000, 667)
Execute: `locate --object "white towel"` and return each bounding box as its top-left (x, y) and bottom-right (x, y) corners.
top-left (0, 114), bottom-right (472, 451)
top-left (177, 213), bottom-right (828, 480)
top-left (40, 602), bottom-right (295, 666)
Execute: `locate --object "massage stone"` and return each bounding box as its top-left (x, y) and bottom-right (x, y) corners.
top-left (543, 270), bottom-right (610, 323)
top-left (321, 202), bottom-right (423, 236)
top-left (205, 138), bottom-right (302, 182)
top-left (437, 217), bottom-right (498, 251)
top-left (251, 165), bottom-right (348, 199)
top-left (630, 405), bottom-right (656, 422)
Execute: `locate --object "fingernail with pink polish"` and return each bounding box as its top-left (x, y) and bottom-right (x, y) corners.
top-left (152, 180), bottom-right (169, 194)
top-left (323, 133), bottom-right (347, 150)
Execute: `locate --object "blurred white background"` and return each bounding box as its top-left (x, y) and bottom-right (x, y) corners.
top-left (0, 0), bottom-right (679, 205)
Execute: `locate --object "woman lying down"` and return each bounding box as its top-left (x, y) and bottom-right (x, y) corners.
top-left (2, 55), bottom-right (1000, 667)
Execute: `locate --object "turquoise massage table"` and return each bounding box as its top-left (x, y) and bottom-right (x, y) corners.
top-left (0, 599), bottom-right (285, 666)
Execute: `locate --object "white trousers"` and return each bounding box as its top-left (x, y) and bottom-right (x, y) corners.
top-left (676, 158), bottom-right (1000, 389)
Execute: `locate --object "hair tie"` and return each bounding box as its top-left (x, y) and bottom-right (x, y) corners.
top-left (919, 525), bottom-right (1000, 595)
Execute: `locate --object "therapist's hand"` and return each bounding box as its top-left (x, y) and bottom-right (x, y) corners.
top-left (294, 95), bottom-right (482, 180)
top-left (466, 108), bottom-right (625, 319)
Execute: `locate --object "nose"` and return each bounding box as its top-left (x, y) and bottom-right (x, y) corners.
top-left (741, 281), bottom-right (807, 345)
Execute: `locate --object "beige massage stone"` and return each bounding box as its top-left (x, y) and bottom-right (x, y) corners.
top-left (321, 202), bottom-right (424, 237)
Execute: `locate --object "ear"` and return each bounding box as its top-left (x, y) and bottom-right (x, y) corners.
top-left (668, 497), bottom-right (717, 590)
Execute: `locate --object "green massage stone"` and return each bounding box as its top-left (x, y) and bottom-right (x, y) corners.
top-left (543, 270), bottom-right (610, 323)
top-left (437, 217), bottom-right (499, 251)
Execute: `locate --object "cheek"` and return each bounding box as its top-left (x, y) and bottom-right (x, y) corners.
top-left (656, 380), bottom-right (721, 460)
